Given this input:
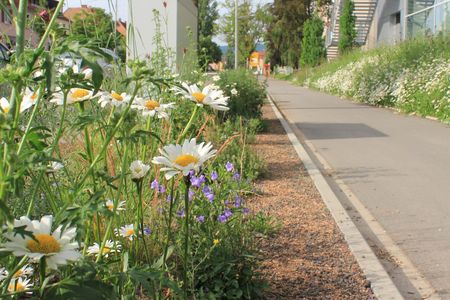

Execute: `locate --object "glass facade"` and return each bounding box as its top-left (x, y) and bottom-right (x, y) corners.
top-left (407, 0), bottom-right (450, 37)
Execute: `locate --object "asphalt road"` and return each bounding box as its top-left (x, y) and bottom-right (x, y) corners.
top-left (266, 78), bottom-right (450, 299)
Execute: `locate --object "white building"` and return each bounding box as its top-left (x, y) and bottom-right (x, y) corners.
top-left (127, 0), bottom-right (198, 68)
top-left (325, 0), bottom-right (450, 59)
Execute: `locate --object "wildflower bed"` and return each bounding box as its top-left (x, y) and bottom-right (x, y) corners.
top-left (283, 35), bottom-right (450, 123)
top-left (0, 3), bottom-right (269, 298)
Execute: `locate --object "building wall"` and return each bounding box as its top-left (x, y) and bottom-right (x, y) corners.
top-left (176, 0), bottom-right (198, 68)
top-left (127, 0), bottom-right (197, 68)
top-left (366, 0), bottom-right (405, 49)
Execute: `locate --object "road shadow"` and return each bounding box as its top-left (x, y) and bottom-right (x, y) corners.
top-left (295, 122), bottom-right (388, 140)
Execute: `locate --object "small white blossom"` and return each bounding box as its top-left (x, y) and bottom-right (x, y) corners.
top-left (129, 160), bottom-right (150, 180)
top-left (116, 224), bottom-right (136, 241)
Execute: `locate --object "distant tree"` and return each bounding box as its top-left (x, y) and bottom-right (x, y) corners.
top-left (198, 0), bottom-right (222, 68)
top-left (265, 0), bottom-right (332, 68)
top-left (69, 8), bottom-right (125, 60)
top-left (265, 0), bottom-right (313, 68)
top-left (199, 38), bottom-right (222, 66)
top-left (219, 0), bottom-right (269, 68)
top-left (300, 16), bottom-right (326, 67)
top-left (338, 0), bottom-right (356, 54)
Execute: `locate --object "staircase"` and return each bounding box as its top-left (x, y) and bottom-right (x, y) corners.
top-left (325, 0), bottom-right (377, 60)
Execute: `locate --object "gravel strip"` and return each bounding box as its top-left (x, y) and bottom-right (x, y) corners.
top-left (249, 104), bottom-right (376, 299)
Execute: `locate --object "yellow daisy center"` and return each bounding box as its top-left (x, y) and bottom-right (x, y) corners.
top-left (102, 247), bottom-right (111, 254)
top-left (213, 239), bottom-right (220, 245)
top-left (26, 234), bottom-right (61, 254)
top-left (174, 154), bottom-right (199, 167)
top-left (192, 92), bottom-right (206, 103)
top-left (106, 203), bottom-right (114, 211)
top-left (31, 93), bottom-right (38, 101)
top-left (126, 229), bottom-right (135, 236)
top-left (13, 270), bottom-right (23, 278)
top-left (111, 92), bottom-right (123, 101)
top-left (144, 100), bottom-right (160, 111)
top-left (71, 88), bottom-right (90, 100)
top-left (2, 106), bottom-right (9, 114)
top-left (8, 282), bottom-right (25, 292)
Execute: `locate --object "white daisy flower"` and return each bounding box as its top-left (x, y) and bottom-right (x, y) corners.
top-left (21, 88), bottom-right (41, 113)
top-left (50, 88), bottom-right (96, 105)
top-left (87, 240), bottom-right (121, 258)
top-left (129, 160), bottom-right (150, 180)
top-left (105, 199), bottom-right (125, 214)
top-left (152, 138), bottom-right (216, 180)
top-left (117, 224), bottom-right (136, 241)
top-left (12, 265), bottom-right (34, 279)
top-left (207, 83), bottom-right (220, 91)
top-left (0, 267), bottom-right (8, 281)
top-left (230, 88), bottom-right (238, 96)
top-left (212, 75), bottom-right (220, 82)
top-left (49, 161), bottom-right (64, 172)
top-left (7, 277), bottom-right (33, 293)
top-left (132, 98), bottom-right (175, 119)
top-left (98, 91), bottom-right (131, 108)
top-left (72, 65), bottom-right (93, 80)
top-left (33, 70), bottom-right (43, 78)
top-left (1, 215), bottom-right (81, 270)
top-left (175, 83), bottom-right (229, 111)
top-left (0, 97), bottom-right (10, 114)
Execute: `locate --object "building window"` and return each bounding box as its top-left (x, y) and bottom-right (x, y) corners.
top-left (395, 12), bottom-right (401, 24)
top-left (392, 11), bottom-right (401, 24)
top-left (407, 0), bottom-right (450, 38)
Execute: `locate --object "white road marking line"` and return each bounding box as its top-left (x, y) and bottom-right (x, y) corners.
top-left (267, 94), bottom-right (405, 300)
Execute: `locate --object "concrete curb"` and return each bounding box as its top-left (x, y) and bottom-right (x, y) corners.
top-left (266, 94), bottom-right (404, 300)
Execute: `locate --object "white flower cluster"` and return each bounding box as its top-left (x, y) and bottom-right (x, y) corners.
top-left (306, 55), bottom-right (450, 120)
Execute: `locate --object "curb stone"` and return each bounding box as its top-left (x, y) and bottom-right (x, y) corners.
top-left (266, 94), bottom-right (404, 300)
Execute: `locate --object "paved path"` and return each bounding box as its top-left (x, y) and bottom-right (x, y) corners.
top-left (266, 78), bottom-right (450, 299)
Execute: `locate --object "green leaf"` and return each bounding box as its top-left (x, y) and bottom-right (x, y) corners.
top-left (152, 245), bottom-right (174, 269)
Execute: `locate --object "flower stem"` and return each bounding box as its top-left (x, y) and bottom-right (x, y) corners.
top-left (183, 177), bottom-right (191, 299)
top-left (162, 178), bottom-right (175, 269)
top-left (136, 180), bottom-right (150, 263)
top-left (178, 105), bottom-right (198, 142)
top-left (26, 91), bottom-right (68, 217)
top-left (39, 257), bottom-right (46, 288)
top-left (74, 84), bottom-right (140, 196)
top-left (14, 0), bottom-right (28, 59)
top-left (141, 116), bottom-right (152, 161)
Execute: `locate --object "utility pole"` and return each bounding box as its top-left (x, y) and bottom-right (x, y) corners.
top-left (234, 0), bottom-right (238, 69)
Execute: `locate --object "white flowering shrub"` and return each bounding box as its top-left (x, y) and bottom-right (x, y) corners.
top-left (299, 36), bottom-right (450, 122)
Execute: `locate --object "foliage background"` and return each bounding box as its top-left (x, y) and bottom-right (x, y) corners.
top-left (300, 15), bottom-right (326, 67)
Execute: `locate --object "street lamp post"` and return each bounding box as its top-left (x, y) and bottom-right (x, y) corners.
top-left (234, 0), bottom-right (238, 69)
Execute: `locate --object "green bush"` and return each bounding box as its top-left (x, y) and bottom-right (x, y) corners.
top-left (339, 0), bottom-right (357, 54)
top-left (216, 69), bottom-right (266, 120)
top-left (300, 16), bottom-right (326, 67)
